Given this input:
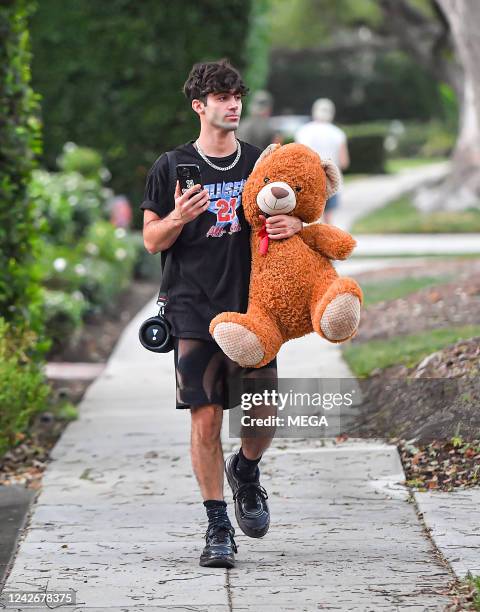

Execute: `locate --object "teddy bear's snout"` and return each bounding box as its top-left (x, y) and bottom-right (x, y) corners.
top-left (256, 181), bottom-right (297, 215)
top-left (271, 186), bottom-right (289, 199)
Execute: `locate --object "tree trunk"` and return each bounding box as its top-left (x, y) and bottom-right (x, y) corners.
top-left (415, 0), bottom-right (480, 211)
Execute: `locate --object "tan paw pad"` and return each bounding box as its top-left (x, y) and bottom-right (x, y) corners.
top-left (320, 293), bottom-right (361, 341)
top-left (213, 322), bottom-right (264, 367)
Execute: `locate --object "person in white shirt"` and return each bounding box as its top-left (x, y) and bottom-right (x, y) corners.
top-left (295, 98), bottom-right (350, 224)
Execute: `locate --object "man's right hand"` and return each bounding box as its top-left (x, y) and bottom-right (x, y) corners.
top-left (172, 181), bottom-right (210, 224)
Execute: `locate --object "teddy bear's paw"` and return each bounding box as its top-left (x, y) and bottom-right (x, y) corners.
top-left (320, 293), bottom-right (361, 342)
top-left (212, 322), bottom-right (265, 367)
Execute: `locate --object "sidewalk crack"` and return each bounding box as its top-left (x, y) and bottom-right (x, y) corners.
top-left (225, 567), bottom-right (233, 611)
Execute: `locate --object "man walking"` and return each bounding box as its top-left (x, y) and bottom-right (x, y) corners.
top-left (236, 89), bottom-right (282, 149)
top-left (295, 98), bottom-right (350, 224)
top-left (140, 59), bottom-right (303, 568)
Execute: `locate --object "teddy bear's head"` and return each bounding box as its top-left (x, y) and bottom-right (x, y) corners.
top-left (242, 143), bottom-right (341, 227)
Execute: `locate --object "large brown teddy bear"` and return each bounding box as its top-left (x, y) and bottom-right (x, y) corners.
top-left (209, 143), bottom-right (363, 368)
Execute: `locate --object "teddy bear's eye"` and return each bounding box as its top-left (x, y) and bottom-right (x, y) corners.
top-left (263, 177), bottom-right (270, 184)
top-left (295, 186), bottom-right (302, 193)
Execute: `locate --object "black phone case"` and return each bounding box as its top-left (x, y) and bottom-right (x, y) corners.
top-left (176, 164), bottom-right (203, 194)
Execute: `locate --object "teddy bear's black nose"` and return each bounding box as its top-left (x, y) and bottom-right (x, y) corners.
top-left (271, 186), bottom-right (289, 199)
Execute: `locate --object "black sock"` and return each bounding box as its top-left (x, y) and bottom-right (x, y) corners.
top-left (235, 447), bottom-right (262, 481)
top-left (203, 499), bottom-right (230, 525)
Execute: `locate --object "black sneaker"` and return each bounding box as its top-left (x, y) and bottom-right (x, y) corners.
top-left (199, 520), bottom-right (238, 568)
top-left (225, 452), bottom-right (270, 538)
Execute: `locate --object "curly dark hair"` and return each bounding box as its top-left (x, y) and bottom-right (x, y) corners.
top-left (183, 58), bottom-right (249, 103)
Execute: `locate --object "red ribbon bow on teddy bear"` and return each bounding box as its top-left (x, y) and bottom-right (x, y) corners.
top-left (257, 215), bottom-right (269, 256)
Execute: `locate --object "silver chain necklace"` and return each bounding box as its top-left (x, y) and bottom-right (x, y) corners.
top-left (194, 138), bottom-right (241, 171)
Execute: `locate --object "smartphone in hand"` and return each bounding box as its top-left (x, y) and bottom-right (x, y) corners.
top-left (176, 164), bottom-right (203, 196)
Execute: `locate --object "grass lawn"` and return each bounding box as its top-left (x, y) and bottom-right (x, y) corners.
top-left (360, 275), bottom-right (453, 307)
top-left (352, 194), bottom-right (480, 234)
top-left (463, 574), bottom-right (480, 610)
top-left (385, 157), bottom-right (446, 173)
top-left (343, 173), bottom-right (370, 184)
top-left (343, 325), bottom-right (480, 377)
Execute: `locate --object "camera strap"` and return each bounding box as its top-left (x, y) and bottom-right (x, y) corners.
top-left (156, 150), bottom-right (177, 306)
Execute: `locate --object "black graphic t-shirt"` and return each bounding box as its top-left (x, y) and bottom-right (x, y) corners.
top-left (139, 140), bottom-right (262, 340)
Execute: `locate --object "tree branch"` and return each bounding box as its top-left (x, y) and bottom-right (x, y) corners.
top-left (379, 0), bottom-right (462, 95)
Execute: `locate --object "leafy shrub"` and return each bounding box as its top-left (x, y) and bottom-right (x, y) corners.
top-left (38, 243), bottom-right (87, 293)
top-left (77, 258), bottom-right (131, 314)
top-left (39, 221), bottom-right (138, 320)
top-left (420, 127), bottom-right (455, 158)
top-left (81, 222), bottom-right (137, 266)
top-left (0, 318), bottom-right (51, 456)
top-left (78, 224), bottom-right (137, 311)
top-left (30, 168), bottom-right (113, 243)
top-left (384, 120), bottom-right (455, 158)
top-left (57, 142), bottom-right (110, 182)
top-left (42, 289), bottom-right (89, 352)
top-left (30, 150), bottom-right (140, 344)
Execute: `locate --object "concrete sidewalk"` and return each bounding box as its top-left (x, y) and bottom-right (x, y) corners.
top-left (352, 233), bottom-right (480, 257)
top-left (3, 294), bottom-right (456, 611)
top-left (3, 161), bottom-right (474, 610)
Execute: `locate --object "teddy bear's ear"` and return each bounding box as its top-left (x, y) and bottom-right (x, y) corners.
top-left (254, 143), bottom-right (281, 169)
top-left (321, 158), bottom-right (342, 198)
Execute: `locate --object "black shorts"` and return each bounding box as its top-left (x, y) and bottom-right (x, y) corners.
top-left (173, 336), bottom-right (278, 410)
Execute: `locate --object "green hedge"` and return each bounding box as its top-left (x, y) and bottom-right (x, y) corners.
top-left (0, 0), bottom-right (47, 352)
top-left (345, 135), bottom-right (386, 174)
top-left (343, 119), bottom-right (455, 158)
top-left (29, 0), bottom-right (257, 224)
top-left (0, 0), bottom-right (52, 455)
top-left (390, 120), bottom-right (455, 158)
top-left (268, 47), bottom-right (450, 124)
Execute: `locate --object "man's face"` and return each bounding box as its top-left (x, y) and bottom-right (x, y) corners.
top-left (195, 91), bottom-right (242, 131)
